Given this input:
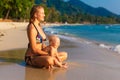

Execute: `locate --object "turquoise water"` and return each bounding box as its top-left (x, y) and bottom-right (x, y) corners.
top-left (44, 24), bottom-right (120, 46)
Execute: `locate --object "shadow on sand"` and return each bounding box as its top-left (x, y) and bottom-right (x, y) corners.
top-left (0, 48), bottom-right (26, 66)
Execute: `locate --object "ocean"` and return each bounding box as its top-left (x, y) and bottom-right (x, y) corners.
top-left (44, 24), bottom-right (120, 53)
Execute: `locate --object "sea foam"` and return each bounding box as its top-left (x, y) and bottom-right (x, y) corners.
top-left (114, 45), bottom-right (120, 53)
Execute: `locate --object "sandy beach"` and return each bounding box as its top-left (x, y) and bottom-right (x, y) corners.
top-left (0, 22), bottom-right (28, 51)
top-left (1, 22), bottom-right (120, 80)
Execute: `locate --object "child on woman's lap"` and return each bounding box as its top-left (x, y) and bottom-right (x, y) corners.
top-left (42, 35), bottom-right (67, 69)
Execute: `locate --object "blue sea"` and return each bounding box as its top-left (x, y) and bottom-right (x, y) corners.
top-left (44, 24), bottom-right (120, 52)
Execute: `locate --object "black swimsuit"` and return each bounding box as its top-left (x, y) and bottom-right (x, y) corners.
top-left (32, 23), bottom-right (43, 43)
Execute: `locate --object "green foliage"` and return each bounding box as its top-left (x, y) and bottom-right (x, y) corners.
top-left (0, 0), bottom-right (34, 21)
top-left (45, 7), bottom-right (61, 22)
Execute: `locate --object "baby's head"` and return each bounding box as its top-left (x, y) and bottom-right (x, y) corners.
top-left (49, 35), bottom-right (60, 48)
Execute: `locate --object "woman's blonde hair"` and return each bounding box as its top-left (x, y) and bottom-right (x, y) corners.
top-left (29, 5), bottom-right (44, 23)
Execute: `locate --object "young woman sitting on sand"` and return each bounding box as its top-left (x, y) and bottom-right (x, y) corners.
top-left (25, 5), bottom-right (68, 69)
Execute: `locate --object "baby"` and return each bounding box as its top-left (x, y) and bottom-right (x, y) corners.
top-left (42, 35), bottom-right (67, 68)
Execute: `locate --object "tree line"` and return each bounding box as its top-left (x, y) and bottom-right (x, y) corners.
top-left (0, 0), bottom-right (34, 21)
top-left (0, 0), bottom-right (120, 24)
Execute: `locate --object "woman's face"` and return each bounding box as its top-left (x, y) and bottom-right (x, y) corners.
top-left (36, 8), bottom-right (45, 22)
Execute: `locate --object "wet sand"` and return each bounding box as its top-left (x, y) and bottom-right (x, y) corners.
top-left (59, 39), bottom-right (120, 80)
top-left (1, 22), bottom-right (120, 80)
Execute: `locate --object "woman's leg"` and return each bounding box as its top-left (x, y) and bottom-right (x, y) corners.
top-left (32, 56), bottom-right (54, 68)
top-left (58, 51), bottom-right (68, 62)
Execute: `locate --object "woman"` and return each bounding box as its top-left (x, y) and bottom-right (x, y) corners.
top-left (25, 5), bottom-right (68, 69)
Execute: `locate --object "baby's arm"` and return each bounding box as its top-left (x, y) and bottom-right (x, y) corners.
top-left (55, 51), bottom-right (68, 68)
top-left (55, 54), bottom-right (61, 62)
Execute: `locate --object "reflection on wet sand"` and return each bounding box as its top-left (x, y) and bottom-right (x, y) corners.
top-left (25, 66), bottom-right (67, 80)
top-left (0, 49), bottom-right (26, 66)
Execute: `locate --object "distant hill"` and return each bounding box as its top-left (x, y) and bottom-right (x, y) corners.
top-left (35, 0), bottom-right (120, 23)
top-left (35, 0), bottom-right (119, 17)
top-left (68, 0), bottom-right (118, 17)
